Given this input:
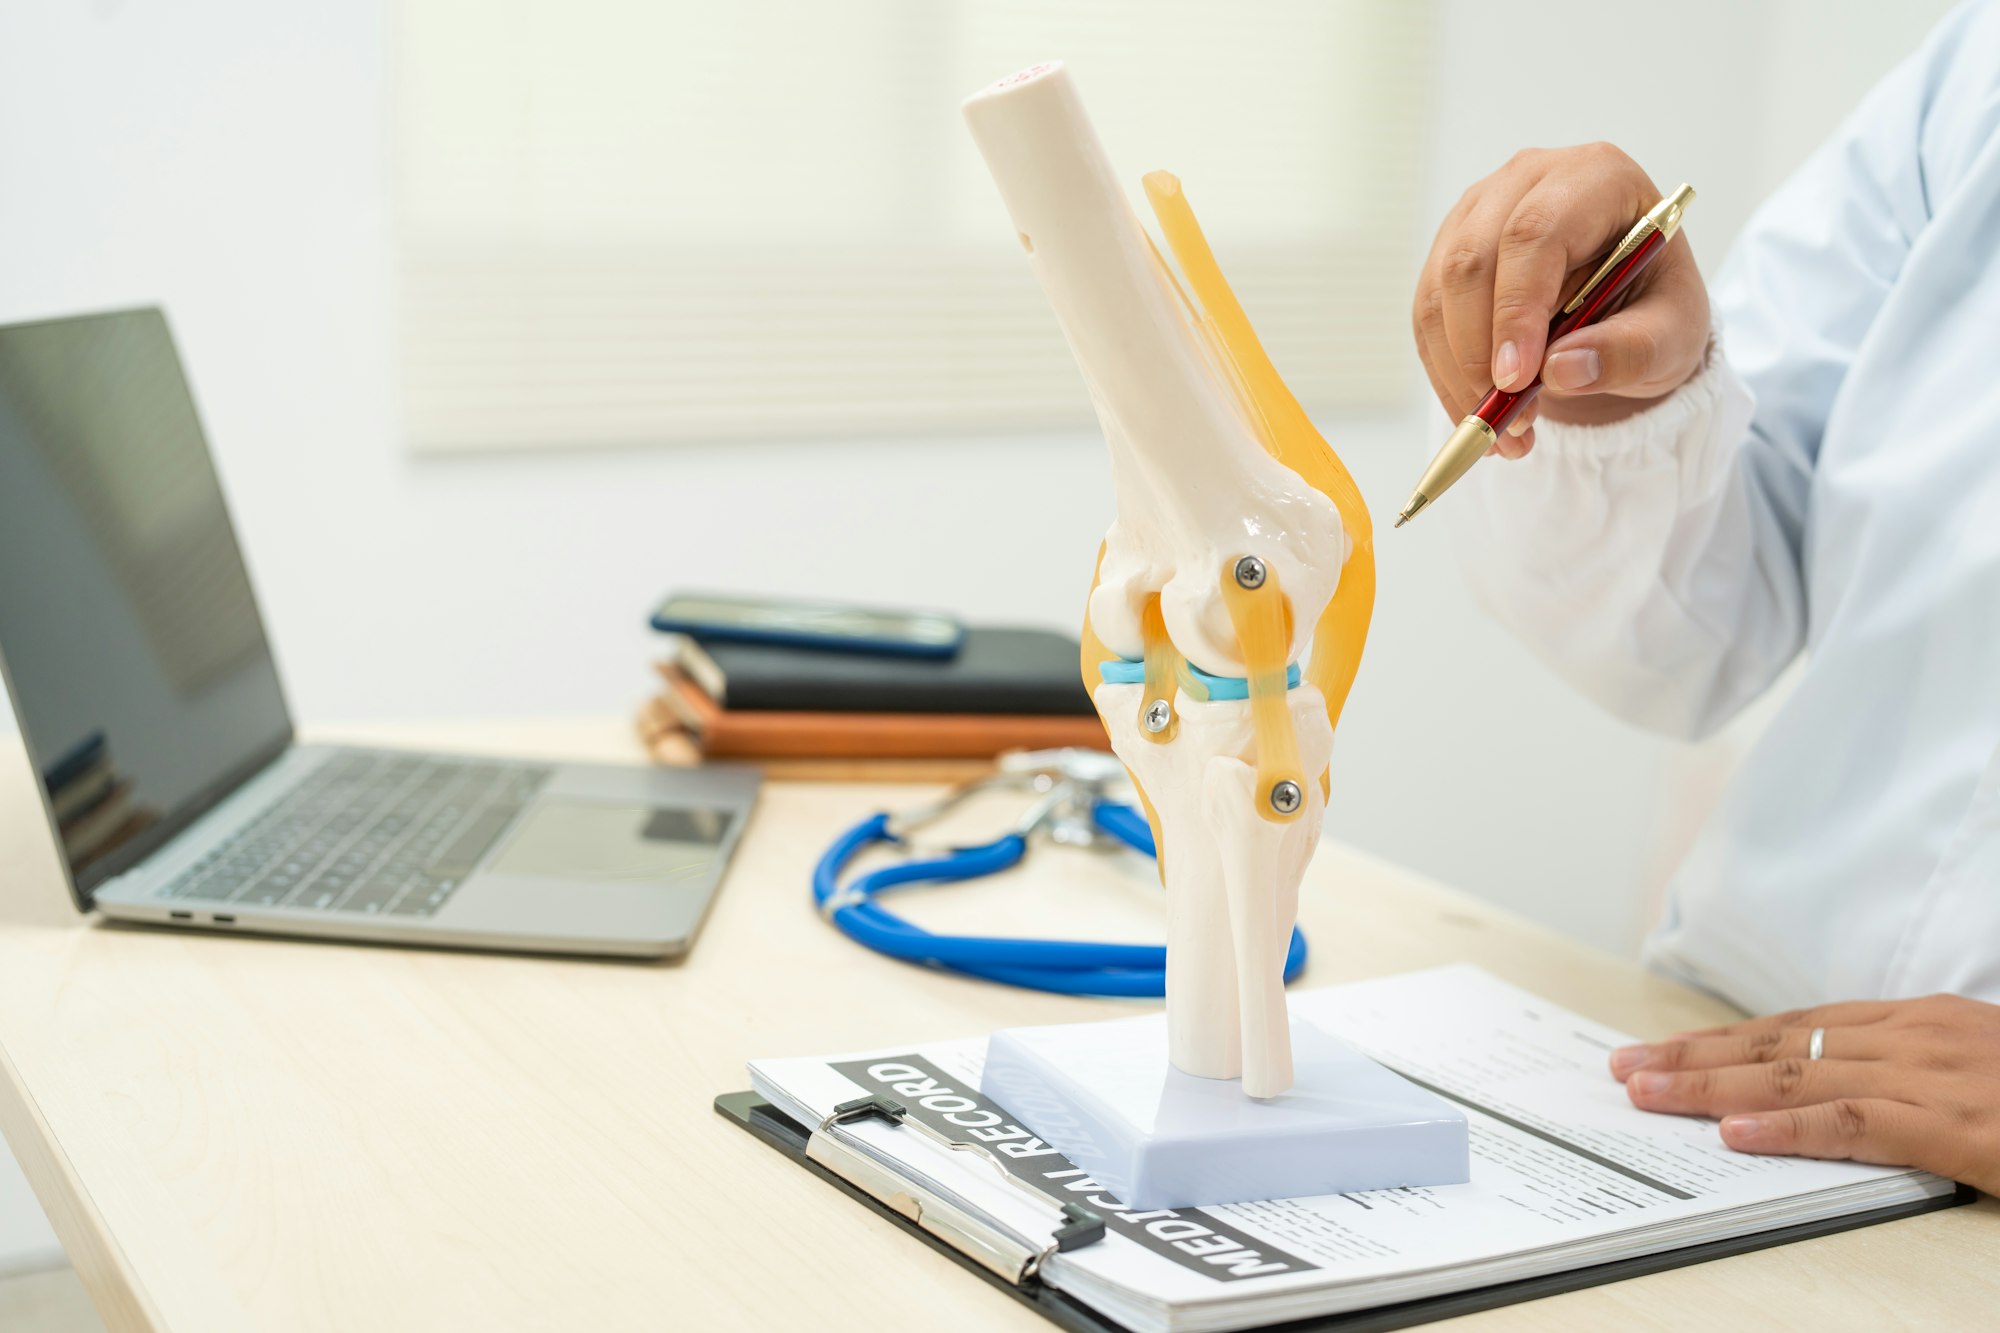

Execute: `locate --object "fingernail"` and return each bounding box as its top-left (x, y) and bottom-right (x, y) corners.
top-left (1723, 1115), bottom-right (1765, 1141)
top-left (1610, 1045), bottom-right (1650, 1078)
top-left (1629, 1071), bottom-right (1672, 1096)
top-left (1493, 340), bottom-right (1520, 388)
top-left (1544, 347), bottom-right (1601, 391)
top-left (1506, 415), bottom-right (1529, 437)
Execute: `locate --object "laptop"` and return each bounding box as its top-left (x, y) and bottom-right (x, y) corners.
top-left (0, 307), bottom-right (760, 957)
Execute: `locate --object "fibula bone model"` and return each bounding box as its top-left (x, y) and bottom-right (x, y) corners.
top-left (964, 63), bottom-right (1375, 1098)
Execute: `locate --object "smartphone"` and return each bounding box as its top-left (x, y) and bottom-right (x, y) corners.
top-left (650, 592), bottom-right (966, 659)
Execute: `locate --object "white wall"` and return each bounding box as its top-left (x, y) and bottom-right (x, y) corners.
top-left (0, 0), bottom-right (1960, 1275)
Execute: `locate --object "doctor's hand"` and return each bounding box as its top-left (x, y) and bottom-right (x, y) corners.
top-left (1610, 995), bottom-right (2000, 1193)
top-left (1412, 143), bottom-right (1710, 458)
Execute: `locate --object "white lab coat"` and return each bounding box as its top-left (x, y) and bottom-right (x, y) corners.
top-left (1451, 0), bottom-right (2000, 1013)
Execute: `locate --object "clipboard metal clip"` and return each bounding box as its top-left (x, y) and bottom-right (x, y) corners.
top-left (806, 1094), bottom-right (1106, 1285)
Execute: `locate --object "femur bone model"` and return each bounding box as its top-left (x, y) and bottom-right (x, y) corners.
top-left (964, 63), bottom-right (1375, 1098)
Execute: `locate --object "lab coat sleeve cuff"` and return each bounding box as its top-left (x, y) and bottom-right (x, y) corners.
top-left (1526, 336), bottom-right (1755, 500)
top-left (1449, 329), bottom-right (1766, 739)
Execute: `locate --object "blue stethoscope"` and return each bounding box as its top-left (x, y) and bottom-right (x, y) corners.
top-left (812, 744), bottom-right (1310, 997)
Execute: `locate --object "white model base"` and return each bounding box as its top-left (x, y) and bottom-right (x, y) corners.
top-left (981, 1012), bottom-right (1469, 1210)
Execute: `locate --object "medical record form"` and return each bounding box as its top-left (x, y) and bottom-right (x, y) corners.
top-left (742, 966), bottom-right (1963, 1333)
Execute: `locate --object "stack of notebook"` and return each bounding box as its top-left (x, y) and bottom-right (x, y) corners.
top-left (639, 626), bottom-right (1108, 779)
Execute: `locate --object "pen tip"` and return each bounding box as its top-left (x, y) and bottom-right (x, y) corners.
top-left (1393, 514), bottom-right (1408, 529)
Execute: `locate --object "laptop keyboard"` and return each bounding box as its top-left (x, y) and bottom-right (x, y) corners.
top-left (158, 752), bottom-right (553, 917)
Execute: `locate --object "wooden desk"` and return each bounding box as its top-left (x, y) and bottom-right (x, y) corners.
top-left (0, 719), bottom-right (1991, 1332)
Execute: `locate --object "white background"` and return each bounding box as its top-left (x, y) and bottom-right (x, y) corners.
top-left (0, 0), bottom-right (1959, 1278)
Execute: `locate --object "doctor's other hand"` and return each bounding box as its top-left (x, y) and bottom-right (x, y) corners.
top-left (1609, 995), bottom-right (2000, 1194)
top-left (1413, 142), bottom-right (1710, 458)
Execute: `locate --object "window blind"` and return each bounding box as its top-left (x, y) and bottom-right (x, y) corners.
top-left (396, 1), bottom-right (1434, 452)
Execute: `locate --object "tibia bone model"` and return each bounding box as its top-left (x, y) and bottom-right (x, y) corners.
top-left (964, 63), bottom-right (1375, 1098)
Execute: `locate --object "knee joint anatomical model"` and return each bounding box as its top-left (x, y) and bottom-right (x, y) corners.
top-left (965, 64), bottom-right (1374, 1099)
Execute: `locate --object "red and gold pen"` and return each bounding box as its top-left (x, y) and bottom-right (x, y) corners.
top-left (1396, 182), bottom-right (1695, 527)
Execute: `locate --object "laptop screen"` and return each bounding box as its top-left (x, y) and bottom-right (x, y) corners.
top-left (0, 309), bottom-right (292, 904)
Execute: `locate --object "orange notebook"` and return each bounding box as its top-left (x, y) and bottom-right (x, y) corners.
top-left (651, 664), bottom-right (1107, 760)
top-left (635, 698), bottom-right (1000, 783)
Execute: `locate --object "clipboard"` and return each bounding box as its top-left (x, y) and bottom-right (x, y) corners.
top-left (716, 1090), bottom-right (1974, 1333)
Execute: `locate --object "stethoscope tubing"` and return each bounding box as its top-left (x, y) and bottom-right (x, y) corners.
top-left (812, 803), bottom-right (1308, 997)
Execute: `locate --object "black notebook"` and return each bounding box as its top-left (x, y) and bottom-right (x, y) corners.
top-left (663, 626), bottom-right (1097, 716)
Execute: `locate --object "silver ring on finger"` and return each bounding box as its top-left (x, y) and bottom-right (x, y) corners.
top-left (1808, 1027), bottom-right (1826, 1061)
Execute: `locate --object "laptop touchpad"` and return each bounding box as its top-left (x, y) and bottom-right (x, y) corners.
top-left (486, 799), bottom-right (734, 885)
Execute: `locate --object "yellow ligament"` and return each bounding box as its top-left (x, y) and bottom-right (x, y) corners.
top-left (1219, 561), bottom-right (1305, 822)
top-left (1142, 170), bottom-right (1377, 803)
top-left (1079, 544), bottom-right (1170, 882)
top-left (1139, 594), bottom-right (1181, 744)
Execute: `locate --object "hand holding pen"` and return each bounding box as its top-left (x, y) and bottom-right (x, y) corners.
top-left (1401, 146), bottom-right (1709, 524)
